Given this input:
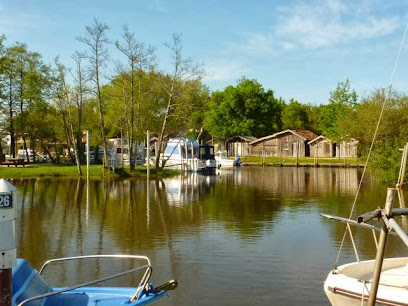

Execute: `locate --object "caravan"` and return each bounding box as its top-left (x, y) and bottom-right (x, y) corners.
top-left (17, 149), bottom-right (34, 161)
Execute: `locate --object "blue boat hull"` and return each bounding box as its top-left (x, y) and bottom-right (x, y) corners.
top-left (12, 259), bottom-right (168, 306)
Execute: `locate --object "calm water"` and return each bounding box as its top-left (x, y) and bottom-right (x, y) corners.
top-left (9, 167), bottom-right (408, 305)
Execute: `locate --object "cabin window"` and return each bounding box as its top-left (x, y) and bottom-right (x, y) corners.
top-left (117, 148), bottom-right (122, 153)
top-left (283, 142), bottom-right (289, 151)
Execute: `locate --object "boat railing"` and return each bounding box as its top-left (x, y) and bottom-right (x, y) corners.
top-left (19, 254), bottom-right (153, 306)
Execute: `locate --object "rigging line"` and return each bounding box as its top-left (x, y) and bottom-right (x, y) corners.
top-left (334, 19), bottom-right (408, 267)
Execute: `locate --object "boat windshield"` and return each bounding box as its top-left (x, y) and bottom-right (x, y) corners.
top-left (164, 145), bottom-right (180, 156)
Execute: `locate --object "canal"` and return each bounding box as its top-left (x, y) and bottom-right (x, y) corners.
top-left (11, 167), bottom-right (408, 305)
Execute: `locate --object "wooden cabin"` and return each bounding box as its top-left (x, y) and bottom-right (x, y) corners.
top-left (226, 136), bottom-right (258, 157)
top-left (249, 129), bottom-right (318, 157)
top-left (206, 137), bottom-right (227, 152)
top-left (308, 136), bottom-right (336, 158)
top-left (335, 139), bottom-right (359, 158)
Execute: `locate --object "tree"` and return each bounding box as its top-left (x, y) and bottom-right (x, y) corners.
top-left (71, 51), bottom-right (89, 164)
top-left (77, 18), bottom-right (110, 167)
top-left (155, 33), bottom-right (204, 170)
top-left (318, 79), bottom-right (358, 140)
top-left (204, 78), bottom-right (284, 138)
top-left (0, 35), bottom-right (8, 157)
top-left (1, 42), bottom-right (51, 161)
top-left (342, 89), bottom-right (408, 183)
top-left (281, 99), bottom-right (310, 130)
top-left (115, 25), bottom-right (155, 170)
top-left (23, 100), bottom-right (61, 163)
top-left (53, 57), bottom-right (82, 173)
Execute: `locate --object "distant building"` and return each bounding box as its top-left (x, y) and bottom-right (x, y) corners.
top-left (249, 129), bottom-right (318, 157)
top-left (206, 137), bottom-right (227, 152)
top-left (335, 139), bottom-right (359, 158)
top-left (308, 136), bottom-right (359, 158)
top-left (226, 136), bottom-right (258, 157)
top-left (308, 135), bottom-right (336, 158)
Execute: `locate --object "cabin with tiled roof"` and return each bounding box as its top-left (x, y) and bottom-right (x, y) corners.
top-left (249, 129), bottom-right (318, 157)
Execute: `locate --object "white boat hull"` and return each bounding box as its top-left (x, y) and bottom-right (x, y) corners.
top-left (164, 158), bottom-right (216, 173)
top-left (324, 257), bottom-right (408, 305)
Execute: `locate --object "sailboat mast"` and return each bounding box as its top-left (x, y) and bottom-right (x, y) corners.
top-left (368, 188), bottom-right (396, 305)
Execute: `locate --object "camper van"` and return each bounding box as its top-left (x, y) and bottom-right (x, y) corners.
top-left (17, 149), bottom-right (34, 161)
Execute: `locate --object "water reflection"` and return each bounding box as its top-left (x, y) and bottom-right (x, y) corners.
top-left (159, 172), bottom-right (217, 207)
top-left (8, 167), bottom-right (408, 305)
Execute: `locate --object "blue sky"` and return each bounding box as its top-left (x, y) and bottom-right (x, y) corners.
top-left (0, 0), bottom-right (407, 104)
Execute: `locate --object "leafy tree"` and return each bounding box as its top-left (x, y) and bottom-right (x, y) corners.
top-left (306, 104), bottom-right (322, 134)
top-left (1, 42), bottom-right (51, 161)
top-left (318, 79), bottom-right (357, 140)
top-left (342, 89), bottom-right (408, 183)
top-left (281, 99), bottom-right (310, 130)
top-left (0, 35), bottom-right (7, 157)
top-left (22, 100), bottom-right (61, 163)
top-left (204, 78), bottom-right (284, 138)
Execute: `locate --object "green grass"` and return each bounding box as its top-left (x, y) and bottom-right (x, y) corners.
top-left (0, 157), bottom-right (364, 179)
top-left (0, 163), bottom-right (179, 179)
top-left (240, 156), bottom-right (363, 166)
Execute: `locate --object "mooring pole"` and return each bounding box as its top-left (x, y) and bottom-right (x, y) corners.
top-left (0, 179), bottom-right (17, 306)
top-left (147, 131), bottom-right (150, 177)
top-left (146, 130), bottom-right (150, 228)
top-left (86, 131), bottom-right (90, 180)
top-left (368, 187), bottom-right (395, 306)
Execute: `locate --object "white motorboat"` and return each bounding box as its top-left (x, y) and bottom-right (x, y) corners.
top-left (214, 151), bottom-right (241, 168)
top-left (323, 143), bottom-right (408, 305)
top-left (161, 137), bottom-right (216, 173)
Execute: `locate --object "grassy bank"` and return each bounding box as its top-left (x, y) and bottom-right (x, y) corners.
top-left (0, 163), bottom-right (179, 179)
top-left (240, 156), bottom-right (363, 166)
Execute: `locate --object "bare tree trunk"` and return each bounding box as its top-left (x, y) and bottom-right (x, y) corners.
top-left (77, 18), bottom-right (110, 174)
top-left (155, 88), bottom-right (173, 170)
top-left (115, 25), bottom-right (155, 171)
top-left (154, 33), bottom-right (202, 171)
top-left (8, 78), bottom-right (16, 157)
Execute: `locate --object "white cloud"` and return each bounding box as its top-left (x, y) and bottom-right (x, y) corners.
top-left (246, 0), bottom-right (400, 51)
top-left (203, 59), bottom-right (249, 82)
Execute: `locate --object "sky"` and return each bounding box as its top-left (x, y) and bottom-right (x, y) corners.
top-left (1, 0), bottom-right (408, 105)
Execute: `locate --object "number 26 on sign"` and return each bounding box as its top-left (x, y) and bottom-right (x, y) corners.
top-left (0, 195), bottom-right (12, 208)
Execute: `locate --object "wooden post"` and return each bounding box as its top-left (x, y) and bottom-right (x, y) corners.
top-left (262, 142), bottom-right (265, 166)
top-left (146, 131), bottom-right (150, 177)
top-left (368, 188), bottom-right (395, 305)
top-left (296, 142), bottom-right (299, 167)
top-left (86, 131), bottom-right (90, 180)
top-left (146, 131), bottom-right (150, 228)
top-left (190, 142), bottom-right (194, 172)
top-left (0, 269), bottom-right (12, 305)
